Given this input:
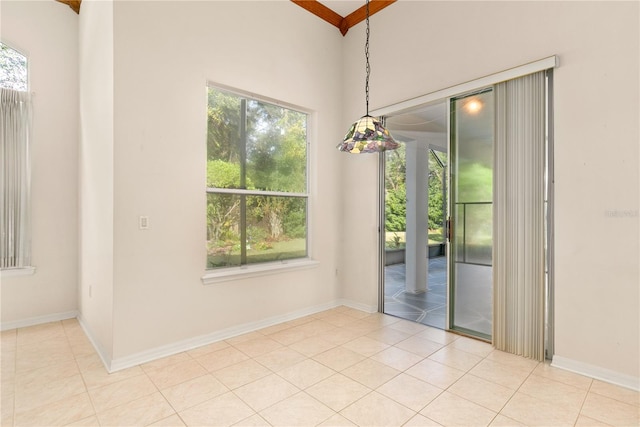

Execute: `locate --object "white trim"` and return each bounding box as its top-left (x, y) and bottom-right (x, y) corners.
top-left (337, 299), bottom-right (378, 314)
top-left (206, 188), bottom-right (308, 198)
top-left (108, 300), bottom-right (342, 372)
top-left (1, 310), bottom-right (77, 331)
top-left (202, 258), bottom-right (319, 285)
top-left (552, 355), bottom-right (640, 391)
top-left (371, 56), bottom-right (559, 118)
top-left (206, 81), bottom-right (313, 116)
top-left (77, 314), bottom-right (112, 373)
top-left (3, 301), bottom-right (378, 373)
top-left (1, 266), bottom-right (36, 278)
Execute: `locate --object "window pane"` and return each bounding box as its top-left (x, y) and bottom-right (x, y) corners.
top-left (206, 88), bottom-right (308, 193)
top-left (246, 100), bottom-right (307, 193)
top-left (451, 89), bottom-right (494, 339)
top-left (207, 88), bottom-right (242, 189)
top-left (206, 193), bottom-right (241, 268)
top-left (463, 203), bottom-right (492, 265)
top-left (246, 196), bottom-right (307, 264)
top-left (454, 205), bottom-right (465, 263)
top-left (452, 89), bottom-right (493, 268)
top-left (0, 43), bottom-right (27, 91)
top-left (384, 145), bottom-right (406, 250)
top-left (428, 150), bottom-right (446, 244)
top-left (206, 85), bottom-right (309, 270)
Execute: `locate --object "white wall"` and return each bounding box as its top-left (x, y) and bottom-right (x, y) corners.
top-left (78, 0), bottom-right (115, 360)
top-left (0, 1), bottom-right (79, 327)
top-left (341, 1), bottom-right (639, 386)
top-left (6, 0), bottom-right (637, 388)
top-left (100, 1), bottom-right (344, 362)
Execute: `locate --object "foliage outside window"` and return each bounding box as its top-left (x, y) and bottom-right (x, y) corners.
top-left (384, 146), bottom-right (447, 249)
top-left (427, 149), bottom-right (447, 243)
top-left (384, 145), bottom-right (407, 249)
top-left (0, 42), bottom-right (27, 91)
top-left (206, 86), bottom-right (308, 269)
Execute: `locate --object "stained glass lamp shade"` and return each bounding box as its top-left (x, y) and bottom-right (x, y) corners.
top-left (338, 115), bottom-right (399, 153)
top-left (337, 0), bottom-right (399, 154)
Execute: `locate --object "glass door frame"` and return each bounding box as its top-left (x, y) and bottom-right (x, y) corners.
top-left (374, 56), bottom-right (557, 344)
top-left (377, 153), bottom-right (386, 313)
top-left (447, 87), bottom-right (494, 341)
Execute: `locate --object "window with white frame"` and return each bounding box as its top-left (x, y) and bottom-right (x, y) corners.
top-left (1, 42), bottom-right (32, 272)
top-left (205, 85), bottom-right (309, 269)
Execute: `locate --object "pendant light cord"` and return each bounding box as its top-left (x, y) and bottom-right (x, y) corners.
top-left (365, 0), bottom-right (370, 116)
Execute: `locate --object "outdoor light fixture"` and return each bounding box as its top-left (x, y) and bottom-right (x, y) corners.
top-left (337, 0), bottom-right (399, 154)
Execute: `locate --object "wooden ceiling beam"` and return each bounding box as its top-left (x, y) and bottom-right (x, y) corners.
top-left (291, 1), bottom-right (343, 30)
top-left (291, 0), bottom-right (397, 36)
top-left (341, 0), bottom-right (396, 35)
top-left (55, 0), bottom-right (81, 14)
top-left (51, 0), bottom-right (397, 34)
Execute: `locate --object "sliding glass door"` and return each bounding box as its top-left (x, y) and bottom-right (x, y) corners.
top-left (381, 102), bottom-right (449, 328)
top-left (377, 61), bottom-right (554, 360)
top-left (449, 89), bottom-right (494, 339)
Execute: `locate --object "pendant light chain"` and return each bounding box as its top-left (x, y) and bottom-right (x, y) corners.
top-left (365, 0), bottom-right (370, 116)
top-left (336, 0), bottom-right (399, 153)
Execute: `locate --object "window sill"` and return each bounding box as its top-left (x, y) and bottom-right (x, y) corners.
top-left (1, 267), bottom-right (36, 278)
top-left (201, 258), bottom-right (319, 285)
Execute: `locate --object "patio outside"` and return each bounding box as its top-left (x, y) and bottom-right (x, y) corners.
top-left (384, 257), bottom-right (493, 335)
top-left (383, 257), bottom-right (447, 329)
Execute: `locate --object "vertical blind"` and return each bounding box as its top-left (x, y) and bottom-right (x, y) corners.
top-left (493, 71), bottom-right (546, 360)
top-left (1, 88), bottom-right (32, 269)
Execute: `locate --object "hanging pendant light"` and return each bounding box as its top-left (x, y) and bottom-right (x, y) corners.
top-left (337, 0), bottom-right (399, 154)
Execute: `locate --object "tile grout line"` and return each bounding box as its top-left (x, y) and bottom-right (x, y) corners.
top-left (8, 311), bottom-right (637, 426)
top-left (10, 330), bottom-right (17, 427)
top-left (495, 358), bottom-right (542, 426)
top-left (573, 378), bottom-right (595, 426)
top-left (426, 346), bottom-right (496, 425)
top-left (65, 321), bottom-right (100, 426)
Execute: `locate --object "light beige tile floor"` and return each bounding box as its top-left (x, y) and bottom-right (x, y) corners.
top-left (1, 307), bottom-right (639, 426)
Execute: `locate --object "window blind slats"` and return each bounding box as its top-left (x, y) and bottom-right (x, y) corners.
top-left (1, 88), bottom-right (32, 269)
top-left (493, 71), bottom-right (546, 361)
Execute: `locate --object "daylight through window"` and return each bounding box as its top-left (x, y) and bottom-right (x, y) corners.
top-left (0, 42), bottom-right (27, 91)
top-left (206, 86), bottom-right (308, 269)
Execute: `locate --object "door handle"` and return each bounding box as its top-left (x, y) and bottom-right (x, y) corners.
top-left (446, 217), bottom-right (453, 242)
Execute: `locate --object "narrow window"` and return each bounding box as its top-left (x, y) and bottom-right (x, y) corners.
top-left (206, 86), bottom-right (308, 269)
top-left (1, 42), bottom-right (32, 271)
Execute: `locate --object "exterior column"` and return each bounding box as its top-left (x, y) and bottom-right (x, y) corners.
top-left (405, 142), bottom-right (429, 294)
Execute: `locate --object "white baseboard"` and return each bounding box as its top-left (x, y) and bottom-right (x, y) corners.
top-left (338, 299), bottom-right (378, 314)
top-left (552, 355), bottom-right (640, 391)
top-left (76, 314), bottom-right (113, 374)
top-left (1, 310), bottom-right (78, 331)
top-left (1, 300), bottom-right (381, 373)
top-left (109, 299), bottom-right (348, 373)
top-left (8, 306), bottom-right (639, 394)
